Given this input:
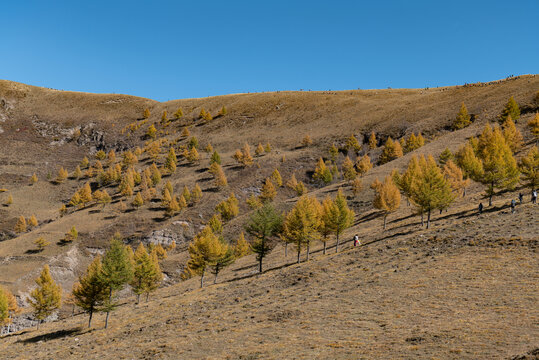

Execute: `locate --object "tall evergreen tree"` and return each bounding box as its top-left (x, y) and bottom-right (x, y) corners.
top-left (73, 257), bottom-right (108, 328)
top-left (130, 244), bottom-right (161, 302)
top-left (164, 147), bottom-right (177, 173)
top-left (29, 265), bottom-right (62, 328)
top-left (245, 203), bottom-right (283, 272)
top-left (100, 234), bottom-right (134, 328)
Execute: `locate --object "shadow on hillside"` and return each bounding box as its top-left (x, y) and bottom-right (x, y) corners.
top-left (152, 217), bottom-right (168, 223)
top-left (25, 249), bottom-right (42, 254)
top-left (17, 328), bottom-right (82, 344)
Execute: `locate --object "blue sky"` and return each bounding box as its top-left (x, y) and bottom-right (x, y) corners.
top-left (1, 0), bottom-right (537, 101)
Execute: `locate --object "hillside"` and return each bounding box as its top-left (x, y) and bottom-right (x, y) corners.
top-left (0, 75), bottom-right (538, 359)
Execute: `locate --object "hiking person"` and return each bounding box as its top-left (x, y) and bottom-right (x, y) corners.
top-left (478, 202), bottom-right (483, 215)
top-left (511, 199), bottom-right (516, 214)
top-left (519, 193), bottom-right (523, 205)
top-left (353, 234), bottom-right (360, 247)
top-left (533, 190), bottom-right (537, 204)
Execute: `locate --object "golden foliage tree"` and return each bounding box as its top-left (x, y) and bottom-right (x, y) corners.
top-left (57, 167), bottom-right (68, 183)
top-left (191, 183), bottom-right (202, 203)
top-left (519, 146), bottom-right (539, 190)
top-left (502, 115), bottom-right (523, 152)
top-left (271, 168), bottom-right (283, 187)
top-left (356, 154), bottom-right (373, 176)
top-left (255, 143), bottom-right (265, 157)
top-left (259, 178), bottom-right (277, 202)
top-left (34, 237), bottom-right (50, 251)
top-left (500, 96), bottom-right (520, 123)
top-left (325, 189), bottom-right (355, 252)
top-left (30, 173), bottom-right (38, 185)
top-left (184, 227), bottom-right (226, 288)
top-left (132, 192), bottom-right (144, 208)
top-left (130, 244), bottom-right (162, 302)
top-left (351, 177), bottom-right (363, 197)
top-left (454, 102), bottom-right (471, 129)
top-left (143, 108), bottom-right (151, 119)
top-left (313, 157), bottom-right (332, 184)
top-left (345, 134), bottom-right (361, 153)
top-left (234, 232), bottom-right (250, 257)
top-left (379, 137), bottom-right (403, 164)
top-left (342, 156), bottom-right (357, 181)
top-left (164, 147), bottom-right (177, 173)
top-left (372, 176), bottom-right (401, 229)
top-left (29, 265), bottom-right (62, 328)
top-left (528, 113), bottom-right (539, 145)
top-left (174, 107), bottom-right (184, 119)
top-left (14, 216), bottom-right (27, 233)
top-left (146, 124), bottom-right (157, 139)
top-left (302, 135), bottom-right (313, 147)
top-left (443, 159), bottom-right (470, 197)
top-left (369, 131), bottom-right (377, 149)
top-left (283, 196), bottom-right (321, 263)
top-left (216, 193), bottom-right (239, 221)
top-left (210, 163), bottom-right (228, 188)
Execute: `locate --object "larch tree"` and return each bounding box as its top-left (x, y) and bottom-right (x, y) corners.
top-left (14, 216), bottom-right (27, 233)
top-left (283, 196), bottom-right (321, 263)
top-left (326, 189), bottom-right (355, 253)
top-left (438, 148), bottom-right (453, 165)
top-left (313, 158), bottom-right (333, 184)
top-left (259, 178), bottom-right (277, 202)
top-left (191, 183), bottom-right (202, 203)
top-left (369, 132), bottom-right (377, 149)
top-left (73, 257), bottom-right (108, 328)
top-left (318, 196), bottom-right (335, 254)
top-left (342, 156), bottom-right (357, 181)
top-left (500, 96), bottom-right (520, 123)
top-left (372, 175), bottom-right (401, 229)
top-left (528, 113), bottom-right (539, 146)
top-left (184, 227), bottom-right (226, 288)
top-left (379, 137), bottom-right (403, 164)
top-left (29, 265), bottom-right (62, 329)
top-left (234, 232), bottom-right (251, 258)
top-left (245, 203), bottom-right (283, 272)
top-left (28, 214), bottom-right (38, 227)
top-left (130, 244), bottom-right (161, 302)
top-left (210, 163), bottom-right (228, 188)
top-left (356, 154), bottom-right (373, 176)
top-left (210, 150), bottom-right (222, 165)
top-left (351, 177), bottom-right (363, 197)
top-left (146, 124), bottom-right (157, 139)
top-left (174, 107), bottom-right (183, 119)
top-left (100, 234), bottom-right (134, 328)
top-left (443, 160), bottom-right (470, 198)
top-left (34, 237), bottom-right (50, 251)
top-left (210, 237), bottom-right (235, 284)
top-left (164, 147), bottom-right (177, 173)
top-left (409, 155), bottom-right (455, 228)
top-left (208, 214), bottom-right (223, 234)
top-left (519, 146), bottom-right (539, 190)
top-left (30, 173), bottom-right (38, 185)
top-left (476, 125), bottom-right (520, 205)
top-left (502, 115), bottom-right (523, 152)
top-left (143, 108), bottom-right (151, 119)
top-left (455, 142), bottom-right (483, 184)
top-left (57, 167), bottom-right (68, 183)
top-left (255, 143), bottom-right (265, 157)
top-left (271, 168), bottom-right (283, 187)
top-left (215, 193), bottom-right (239, 221)
top-left (453, 103), bottom-right (472, 129)
top-left (345, 135), bottom-right (361, 154)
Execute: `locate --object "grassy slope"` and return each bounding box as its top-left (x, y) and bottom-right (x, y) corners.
top-left (0, 76), bottom-right (538, 359)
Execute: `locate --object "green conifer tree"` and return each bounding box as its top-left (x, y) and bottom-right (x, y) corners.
top-left (245, 203), bottom-right (283, 272)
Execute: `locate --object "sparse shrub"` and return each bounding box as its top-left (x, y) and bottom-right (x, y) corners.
top-left (30, 173), bottom-right (38, 185)
top-left (65, 226), bottom-right (78, 242)
top-left (302, 135), bottom-right (313, 147)
top-left (34, 237), bottom-right (50, 251)
top-left (5, 194), bottom-right (13, 206)
top-left (218, 106), bottom-right (227, 116)
top-left (255, 143), bottom-right (265, 156)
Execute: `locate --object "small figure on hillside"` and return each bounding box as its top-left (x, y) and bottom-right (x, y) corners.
top-left (518, 193), bottom-right (523, 205)
top-left (532, 190), bottom-right (537, 204)
top-left (511, 199), bottom-right (516, 214)
top-left (478, 202), bottom-right (483, 215)
top-left (353, 234), bottom-right (360, 247)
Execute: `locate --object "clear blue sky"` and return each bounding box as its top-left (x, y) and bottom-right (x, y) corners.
top-left (1, 0), bottom-right (538, 101)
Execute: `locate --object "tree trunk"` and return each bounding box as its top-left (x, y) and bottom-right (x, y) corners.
top-left (284, 242), bottom-right (288, 257)
top-left (306, 243), bottom-right (310, 262)
top-left (335, 233), bottom-right (340, 253)
top-left (463, 187), bottom-right (466, 198)
top-left (323, 241), bottom-right (327, 255)
top-left (383, 215), bottom-right (387, 230)
top-left (259, 256), bottom-right (263, 273)
top-left (88, 310), bottom-right (93, 328)
top-left (421, 212), bottom-right (424, 227)
top-left (37, 320), bottom-right (40, 330)
top-left (427, 209), bottom-right (431, 229)
top-left (105, 287), bottom-right (112, 329)
top-left (146, 292), bottom-right (149, 302)
top-left (297, 246), bottom-right (301, 264)
top-left (214, 269), bottom-right (219, 284)
top-left (200, 269), bottom-right (205, 288)
top-left (136, 293), bottom-right (140, 304)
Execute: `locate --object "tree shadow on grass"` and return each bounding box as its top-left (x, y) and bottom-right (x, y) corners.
top-left (25, 249), bottom-right (42, 254)
top-left (17, 327), bottom-right (83, 344)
